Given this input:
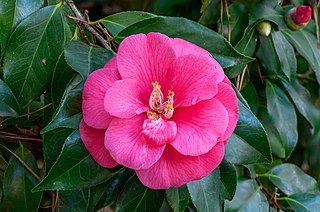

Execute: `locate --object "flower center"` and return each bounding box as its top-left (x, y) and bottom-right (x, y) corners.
top-left (148, 81), bottom-right (174, 120)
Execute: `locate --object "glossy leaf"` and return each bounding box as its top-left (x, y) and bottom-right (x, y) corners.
top-left (283, 79), bottom-right (320, 131)
top-left (285, 193), bottom-right (320, 212)
top-left (224, 179), bottom-right (269, 212)
top-left (89, 169), bottom-right (134, 212)
top-left (225, 91), bottom-right (272, 165)
top-left (166, 185), bottom-right (190, 212)
top-left (282, 29), bottom-right (320, 85)
top-left (266, 82), bottom-right (298, 158)
top-left (0, 0), bottom-right (43, 49)
top-left (0, 79), bottom-right (20, 117)
top-left (267, 163), bottom-right (319, 196)
top-left (3, 145), bottom-right (42, 212)
top-left (226, 25), bottom-right (258, 78)
top-left (198, 0), bottom-right (220, 26)
top-left (33, 131), bottom-right (113, 191)
top-left (200, 0), bottom-right (212, 13)
top-left (59, 188), bottom-right (89, 212)
top-left (271, 31), bottom-right (297, 81)
top-left (116, 16), bottom-right (253, 68)
top-left (43, 128), bottom-right (74, 171)
top-left (51, 52), bottom-right (76, 110)
top-left (219, 160), bottom-right (237, 200)
top-left (99, 11), bottom-right (156, 36)
top-left (64, 40), bottom-right (115, 79)
top-left (187, 165), bottom-right (228, 212)
top-left (41, 76), bottom-right (83, 134)
top-left (116, 175), bottom-right (165, 212)
top-left (3, 5), bottom-right (67, 104)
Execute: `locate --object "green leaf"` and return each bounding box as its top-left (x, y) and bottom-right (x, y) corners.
top-left (51, 52), bottom-right (76, 110)
top-left (219, 160), bottom-right (237, 201)
top-left (116, 16), bottom-right (253, 68)
top-left (266, 82), bottom-right (298, 158)
top-left (64, 40), bottom-right (115, 79)
top-left (87, 168), bottom-right (134, 212)
top-left (271, 31), bottom-right (296, 81)
top-left (116, 175), bottom-right (165, 212)
top-left (33, 131), bottom-right (113, 191)
top-left (0, 0), bottom-right (43, 49)
top-left (99, 11), bottom-right (156, 36)
top-left (3, 145), bottom-right (42, 212)
top-left (3, 5), bottom-right (67, 104)
top-left (43, 128), bottom-right (74, 171)
top-left (0, 79), bottom-right (20, 117)
top-left (226, 25), bottom-right (258, 78)
top-left (282, 79), bottom-right (320, 131)
top-left (266, 163), bottom-right (319, 196)
top-left (282, 29), bottom-right (320, 85)
top-left (59, 188), bottom-right (89, 211)
top-left (198, 0), bottom-right (220, 26)
top-left (284, 193), bottom-right (320, 212)
top-left (225, 91), bottom-right (272, 165)
top-left (166, 185), bottom-right (190, 212)
top-left (224, 179), bottom-right (269, 212)
top-left (187, 168), bottom-right (222, 212)
top-left (200, 0), bottom-right (212, 13)
top-left (41, 76), bottom-right (82, 134)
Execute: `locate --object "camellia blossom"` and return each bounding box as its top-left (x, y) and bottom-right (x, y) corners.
top-left (79, 32), bottom-right (238, 189)
top-left (285, 5), bottom-right (312, 30)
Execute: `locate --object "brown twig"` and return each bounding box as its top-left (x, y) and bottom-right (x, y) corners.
top-left (220, 0), bottom-right (224, 35)
top-left (0, 143), bottom-right (42, 181)
top-left (224, 0), bottom-right (231, 42)
top-left (311, 1), bottom-right (320, 49)
top-left (64, 0), bottom-right (113, 51)
top-left (0, 135), bottom-right (42, 142)
top-left (255, 177), bottom-right (281, 211)
top-left (18, 103), bottom-right (52, 118)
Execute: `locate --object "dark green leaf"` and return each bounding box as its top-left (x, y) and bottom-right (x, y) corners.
top-left (285, 193), bottom-right (320, 212)
top-left (59, 188), bottom-right (89, 211)
top-left (282, 29), bottom-right (320, 85)
top-left (0, 0), bottom-right (43, 49)
top-left (99, 11), bottom-right (156, 36)
top-left (224, 179), bottom-right (269, 211)
top-left (166, 185), bottom-right (190, 212)
top-left (266, 163), bottom-right (319, 196)
top-left (116, 175), bottom-right (165, 212)
top-left (41, 76), bottom-right (82, 134)
top-left (219, 160), bottom-right (237, 201)
top-left (266, 82), bottom-right (298, 158)
top-left (51, 52), bottom-right (76, 110)
top-left (225, 91), bottom-right (272, 165)
top-left (0, 79), bottom-right (20, 117)
top-left (33, 131), bottom-right (113, 191)
top-left (64, 40), bottom-right (115, 79)
top-left (116, 16), bottom-right (253, 68)
top-left (3, 5), bottom-right (67, 104)
top-left (226, 26), bottom-right (258, 78)
top-left (88, 168), bottom-right (134, 212)
top-left (43, 128), bottom-right (74, 171)
top-left (271, 31), bottom-right (296, 81)
top-left (198, 0), bottom-right (220, 26)
top-left (187, 169), bottom-right (222, 212)
top-left (200, 0), bottom-right (212, 13)
top-left (282, 79), bottom-right (320, 131)
top-left (240, 82), bottom-right (259, 115)
top-left (3, 145), bottom-right (42, 212)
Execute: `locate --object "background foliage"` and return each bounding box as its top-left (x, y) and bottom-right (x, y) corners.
top-left (0, 0), bottom-right (320, 211)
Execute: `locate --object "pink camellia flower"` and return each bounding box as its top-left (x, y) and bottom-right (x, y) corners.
top-left (286, 5), bottom-right (312, 30)
top-left (79, 32), bottom-right (238, 189)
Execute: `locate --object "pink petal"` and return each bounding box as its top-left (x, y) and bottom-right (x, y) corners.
top-left (79, 120), bottom-right (118, 168)
top-left (104, 79), bottom-right (149, 119)
top-left (117, 32), bottom-right (176, 100)
top-left (105, 115), bottom-right (166, 170)
top-left (222, 75), bottom-right (231, 85)
top-left (169, 54), bottom-right (224, 107)
top-left (136, 142), bottom-right (225, 189)
top-left (142, 117), bottom-right (177, 146)
top-left (82, 57), bottom-right (121, 129)
top-left (172, 38), bottom-right (212, 58)
top-left (215, 82), bottom-right (238, 142)
top-left (170, 98), bottom-right (228, 156)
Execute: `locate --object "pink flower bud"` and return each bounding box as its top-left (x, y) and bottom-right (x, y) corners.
top-left (286, 5), bottom-right (312, 30)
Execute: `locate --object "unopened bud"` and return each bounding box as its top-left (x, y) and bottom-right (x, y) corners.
top-left (285, 5), bottom-right (312, 30)
top-left (256, 21), bottom-right (271, 36)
